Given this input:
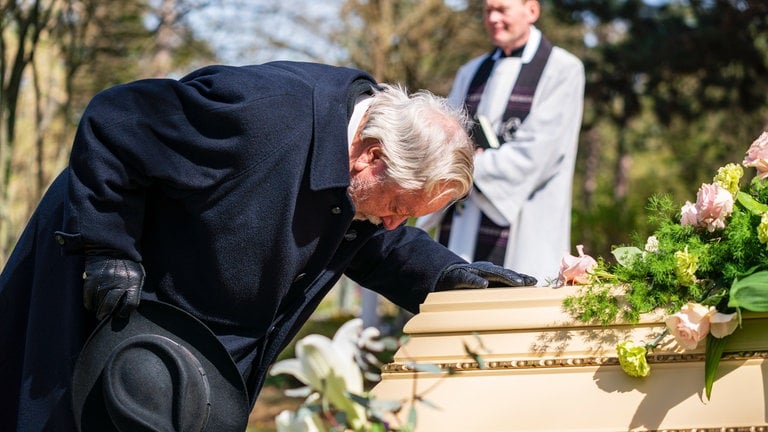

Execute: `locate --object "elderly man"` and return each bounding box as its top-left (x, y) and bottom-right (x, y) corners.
top-left (0, 61), bottom-right (536, 431)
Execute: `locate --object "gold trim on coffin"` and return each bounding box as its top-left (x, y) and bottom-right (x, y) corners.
top-left (381, 351), bottom-right (768, 374)
top-left (581, 429), bottom-right (768, 431)
top-left (371, 287), bottom-right (768, 430)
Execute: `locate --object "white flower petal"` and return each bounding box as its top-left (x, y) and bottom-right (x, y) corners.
top-left (710, 312), bottom-right (739, 338)
top-left (283, 386), bottom-right (313, 398)
top-left (332, 318), bottom-right (363, 360)
top-left (359, 326), bottom-right (385, 352)
top-left (270, 358), bottom-right (310, 385)
top-left (298, 334), bottom-right (363, 393)
top-left (275, 409), bottom-right (325, 432)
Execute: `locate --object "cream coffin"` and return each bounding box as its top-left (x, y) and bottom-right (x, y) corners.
top-left (371, 286), bottom-right (768, 431)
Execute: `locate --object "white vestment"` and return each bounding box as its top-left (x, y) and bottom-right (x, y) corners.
top-left (418, 27), bottom-right (585, 284)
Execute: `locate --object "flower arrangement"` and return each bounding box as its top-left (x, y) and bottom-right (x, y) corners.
top-left (559, 131), bottom-right (768, 398)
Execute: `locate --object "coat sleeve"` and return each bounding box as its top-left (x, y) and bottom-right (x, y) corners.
top-left (472, 49), bottom-right (585, 225)
top-left (344, 226), bottom-right (467, 314)
top-left (59, 66), bottom-right (310, 260)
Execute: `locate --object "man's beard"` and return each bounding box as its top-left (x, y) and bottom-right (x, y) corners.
top-left (348, 174), bottom-right (383, 225)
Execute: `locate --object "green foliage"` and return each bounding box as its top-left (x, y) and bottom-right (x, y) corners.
top-left (562, 275), bottom-right (621, 325)
top-left (566, 0), bottom-right (768, 262)
top-left (565, 131), bottom-right (768, 397)
top-left (567, 145), bottom-right (768, 323)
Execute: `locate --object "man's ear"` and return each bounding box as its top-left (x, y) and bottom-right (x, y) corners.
top-left (352, 141), bottom-right (383, 173)
top-left (526, 0), bottom-right (541, 23)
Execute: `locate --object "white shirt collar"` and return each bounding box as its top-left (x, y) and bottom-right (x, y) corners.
top-left (491, 26), bottom-right (542, 64)
top-left (347, 95), bottom-right (374, 148)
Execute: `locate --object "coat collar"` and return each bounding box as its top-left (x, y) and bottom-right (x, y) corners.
top-left (308, 70), bottom-right (377, 192)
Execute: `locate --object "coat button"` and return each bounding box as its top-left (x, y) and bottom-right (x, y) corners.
top-left (344, 230), bottom-right (357, 241)
top-left (54, 234), bottom-right (66, 245)
top-left (331, 206), bottom-right (342, 215)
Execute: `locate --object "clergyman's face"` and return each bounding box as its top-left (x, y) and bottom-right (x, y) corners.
top-left (348, 173), bottom-right (452, 230)
top-left (483, 0), bottom-right (538, 54)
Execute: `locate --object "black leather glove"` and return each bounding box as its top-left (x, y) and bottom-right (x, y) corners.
top-left (436, 261), bottom-right (537, 291)
top-left (83, 256), bottom-right (145, 321)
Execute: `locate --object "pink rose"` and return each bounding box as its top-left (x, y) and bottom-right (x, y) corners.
top-left (710, 312), bottom-right (738, 338)
top-left (680, 201), bottom-right (698, 227)
top-left (665, 302), bottom-right (714, 350)
top-left (743, 131), bottom-right (768, 180)
top-left (558, 244), bottom-right (597, 285)
top-left (694, 183), bottom-right (733, 232)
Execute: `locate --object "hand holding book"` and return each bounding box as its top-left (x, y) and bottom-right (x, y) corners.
top-left (469, 115), bottom-right (500, 150)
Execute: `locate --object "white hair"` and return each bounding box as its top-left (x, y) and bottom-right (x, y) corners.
top-left (360, 83), bottom-right (474, 202)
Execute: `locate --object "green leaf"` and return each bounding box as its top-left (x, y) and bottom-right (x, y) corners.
top-left (370, 423), bottom-right (387, 432)
top-left (463, 341), bottom-right (486, 369)
top-left (737, 190), bottom-right (768, 215)
top-left (612, 247), bottom-right (644, 267)
top-left (471, 332), bottom-right (490, 352)
top-left (409, 362), bottom-right (442, 374)
top-left (704, 334), bottom-right (729, 400)
top-left (416, 397), bottom-right (443, 411)
top-left (728, 271), bottom-right (768, 311)
top-left (700, 292), bottom-right (727, 307)
top-left (364, 395), bottom-right (402, 415)
top-left (407, 406), bottom-right (418, 430)
top-left (345, 391), bottom-right (371, 409)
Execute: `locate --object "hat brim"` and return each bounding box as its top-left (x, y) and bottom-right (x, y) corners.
top-left (72, 299), bottom-right (249, 431)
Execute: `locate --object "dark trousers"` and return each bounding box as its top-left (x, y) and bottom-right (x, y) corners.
top-left (438, 204), bottom-right (508, 265)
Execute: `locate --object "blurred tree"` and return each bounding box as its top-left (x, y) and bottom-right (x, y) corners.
top-left (192, 0), bottom-right (488, 95)
top-left (4, 0), bottom-right (768, 271)
top-left (0, 0), bottom-right (214, 264)
top-left (336, 0), bottom-right (487, 95)
top-left (57, 0), bottom-right (214, 121)
top-left (1, 0), bottom-right (59, 260)
top-left (550, 0), bottom-right (768, 259)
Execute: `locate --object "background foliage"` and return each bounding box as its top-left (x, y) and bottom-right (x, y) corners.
top-left (2, 0), bottom-right (767, 276)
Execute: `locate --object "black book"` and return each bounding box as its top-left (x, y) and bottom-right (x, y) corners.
top-left (469, 115), bottom-right (500, 150)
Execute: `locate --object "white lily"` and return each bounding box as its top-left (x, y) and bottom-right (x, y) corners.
top-left (275, 408), bottom-right (326, 432)
top-left (332, 318), bottom-right (389, 381)
top-left (270, 330), bottom-right (366, 429)
top-left (332, 318), bottom-right (367, 361)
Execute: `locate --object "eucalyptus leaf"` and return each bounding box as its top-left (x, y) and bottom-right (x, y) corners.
top-left (416, 397), bottom-right (443, 411)
top-left (463, 341), bottom-right (487, 369)
top-left (367, 397), bottom-right (403, 414)
top-left (345, 391), bottom-right (370, 408)
top-left (410, 362), bottom-right (442, 374)
top-left (407, 406), bottom-right (418, 430)
top-left (471, 332), bottom-right (490, 352)
top-left (612, 246), bottom-right (643, 267)
top-left (728, 271), bottom-right (768, 311)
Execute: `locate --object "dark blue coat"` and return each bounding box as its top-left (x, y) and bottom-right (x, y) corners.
top-left (0, 61), bottom-right (465, 431)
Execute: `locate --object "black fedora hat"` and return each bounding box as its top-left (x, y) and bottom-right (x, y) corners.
top-left (72, 299), bottom-right (249, 432)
